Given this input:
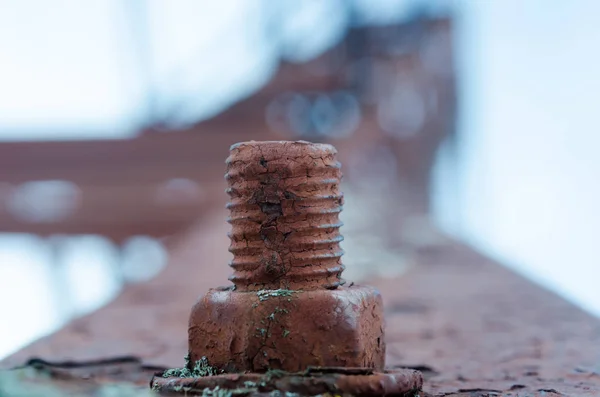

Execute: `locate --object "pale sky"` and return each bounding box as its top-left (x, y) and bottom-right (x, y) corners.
top-left (433, 0), bottom-right (600, 315)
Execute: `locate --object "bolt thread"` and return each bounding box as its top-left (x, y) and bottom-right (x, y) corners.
top-left (225, 141), bottom-right (345, 291)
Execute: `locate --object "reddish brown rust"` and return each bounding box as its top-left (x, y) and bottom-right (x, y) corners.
top-left (226, 140), bottom-right (344, 291)
top-left (188, 141), bottom-right (386, 373)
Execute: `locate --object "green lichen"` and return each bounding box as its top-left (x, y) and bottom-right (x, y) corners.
top-left (201, 386), bottom-right (233, 397)
top-left (192, 356), bottom-right (218, 377)
top-left (269, 392), bottom-right (300, 397)
top-left (267, 306), bottom-right (288, 319)
top-left (161, 367), bottom-right (190, 378)
top-left (264, 368), bottom-right (287, 382)
top-left (255, 307), bottom-right (289, 342)
top-left (200, 385), bottom-right (261, 397)
top-left (162, 354), bottom-right (218, 378)
top-left (256, 289), bottom-right (295, 302)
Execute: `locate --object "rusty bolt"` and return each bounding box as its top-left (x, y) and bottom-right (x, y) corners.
top-left (188, 141), bottom-right (385, 373)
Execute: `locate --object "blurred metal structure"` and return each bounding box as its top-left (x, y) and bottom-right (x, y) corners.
top-left (0, 132), bottom-right (270, 242)
top-left (0, 16), bottom-right (454, 242)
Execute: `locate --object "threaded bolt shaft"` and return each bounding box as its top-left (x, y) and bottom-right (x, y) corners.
top-left (225, 141), bottom-right (345, 291)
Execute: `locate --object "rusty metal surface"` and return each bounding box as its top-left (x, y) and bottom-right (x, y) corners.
top-left (379, 243), bottom-right (600, 396)
top-left (190, 285), bottom-right (385, 374)
top-left (152, 367), bottom-right (422, 396)
top-left (2, 209), bottom-right (600, 396)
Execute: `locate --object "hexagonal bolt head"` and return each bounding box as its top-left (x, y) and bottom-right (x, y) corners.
top-left (188, 141), bottom-right (386, 373)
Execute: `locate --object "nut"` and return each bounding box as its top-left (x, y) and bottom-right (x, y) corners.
top-left (189, 285), bottom-right (384, 373)
top-left (188, 141), bottom-right (385, 373)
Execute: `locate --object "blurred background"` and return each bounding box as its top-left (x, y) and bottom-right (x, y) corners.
top-left (1, 0), bottom-right (599, 361)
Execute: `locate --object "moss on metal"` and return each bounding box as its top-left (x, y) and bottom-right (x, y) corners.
top-left (162, 354), bottom-right (219, 378)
